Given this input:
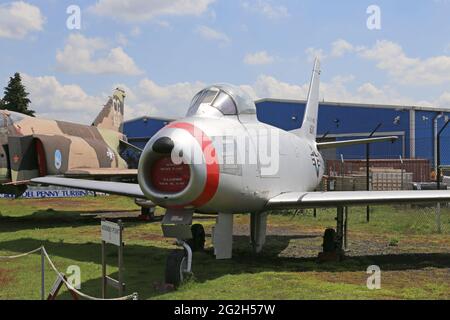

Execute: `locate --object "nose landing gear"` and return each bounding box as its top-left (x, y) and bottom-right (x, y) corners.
top-left (165, 240), bottom-right (193, 287)
top-left (164, 224), bottom-right (205, 287)
top-left (161, 209), bottom-right (200, 287)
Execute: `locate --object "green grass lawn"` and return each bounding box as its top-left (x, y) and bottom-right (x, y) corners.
top-left (0, 196), bottom-right (449, 300)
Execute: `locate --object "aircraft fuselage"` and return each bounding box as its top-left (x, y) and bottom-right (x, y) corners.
top-left (138, 114), bottom-right (324, 213)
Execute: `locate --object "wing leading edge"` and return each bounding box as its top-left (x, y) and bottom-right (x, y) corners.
top-left (31, 176), bottom-right (146, 199)
top-left (266, 190), bottom-right (450, 210)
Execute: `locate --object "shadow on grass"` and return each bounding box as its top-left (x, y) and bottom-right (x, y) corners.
top-left (0, 210), bottom-right (99, 233)
top-left (0, 209), bottom-right (169, 233)
top-left (1, 235), bottom-right (449, 300)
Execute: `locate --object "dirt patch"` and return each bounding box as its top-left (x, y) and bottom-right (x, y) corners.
top-left (0, 268), bottom-right (14, 286)
top-left (312, 268), bottom-right (450, 291)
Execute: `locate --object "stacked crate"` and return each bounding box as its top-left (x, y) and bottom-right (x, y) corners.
top-left (370, 168), bottom-right (413, 191)
top-left (326, 167), bottom-right (413, 191)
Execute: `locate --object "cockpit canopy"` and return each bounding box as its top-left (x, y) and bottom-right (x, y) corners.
top-left (187, 84), bottom-right (256, 117)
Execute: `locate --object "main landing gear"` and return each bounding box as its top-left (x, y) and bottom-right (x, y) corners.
top-left (318, 206), bottom-right (348, 262)
top-left (135, 198), bottom-right (156, 221)
top-left (187, 224), bottom-right (206, 252)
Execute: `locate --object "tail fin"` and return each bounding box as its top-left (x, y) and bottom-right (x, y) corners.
top-left (292, 58), bottom-right (321, 141)
top-left (92, 88), bottom-right (126, 132)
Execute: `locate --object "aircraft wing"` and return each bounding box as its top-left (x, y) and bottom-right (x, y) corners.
top-left (317, 136), bottom-right (398, 150)
top-left (266, 190), bottom-right (450, 209)
top-left (64, 168), bottom-right (137, 178)
top-left (31, 177), bottom-right (146, 199)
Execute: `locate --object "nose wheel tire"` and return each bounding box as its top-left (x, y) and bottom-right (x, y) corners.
top-left (187, 224), bottom-right (205, 252)
top-left (165, 249), bottom-right (189, 287)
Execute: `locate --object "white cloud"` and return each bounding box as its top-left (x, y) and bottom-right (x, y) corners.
top-left (356, 40), bottom-right (450, 86)
top-left (196, 25), bottom-right (231, 46)
top-left (128, 74), bottom-right (422, 117)
top-left (56, 34), bottom-right (143, 75)
top-left (330, 39), bottom-right (355, 57)
top-left (322, 38), bottom-right (450, 86)
top-left (0, 1), bottom-right (45, 39)
top-left (122, 79), bottom-right (206, 119)
top-left (21, 74), bottom-right (105, 123)
top-left (246, 74), bottom-right (435, 108)
top-left (242, 0), bottom-right (289, 19)
top-left (89, 0), bottom-right (215, 22)
top-left (244, 51), bottom-right (274, 65)
top-left (435, 91), bottom-right (450, 108)
top-left (22, 70), bottom-right (450, 126)
top-left (111, 75), bottom-right (441, 120)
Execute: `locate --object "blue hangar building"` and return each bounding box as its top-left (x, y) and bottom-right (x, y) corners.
top-left (123, 99), bottom-right (450, 167)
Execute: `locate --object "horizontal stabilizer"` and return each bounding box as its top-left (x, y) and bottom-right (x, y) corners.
top-left (119, 139), bottom-right (143, 153)
top-left (317, 136), bottom-right (398, 150)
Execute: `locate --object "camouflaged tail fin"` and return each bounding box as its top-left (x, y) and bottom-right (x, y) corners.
top-left (92, 88), bottom-right (126, 133)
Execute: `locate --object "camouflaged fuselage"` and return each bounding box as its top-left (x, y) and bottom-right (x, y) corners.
top-left (0, 110), bottom-right (127, 184)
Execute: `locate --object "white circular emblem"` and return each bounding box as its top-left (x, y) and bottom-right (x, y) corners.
top-left (106, 148), bottom-right (115, 161)
top-left (54, 149), bottom-right (62, 169)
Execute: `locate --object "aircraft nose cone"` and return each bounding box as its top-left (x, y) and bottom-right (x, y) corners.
top-left (152, 136), bottom-right (175, 154)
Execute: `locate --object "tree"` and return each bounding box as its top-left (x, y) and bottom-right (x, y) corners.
top-left (1, 73), bottom-right (35, 116)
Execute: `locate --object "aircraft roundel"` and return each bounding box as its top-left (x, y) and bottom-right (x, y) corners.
top-left (54, 149), bottom-right (62, 170)
top-left (106, 148), bottom-right (115, 161)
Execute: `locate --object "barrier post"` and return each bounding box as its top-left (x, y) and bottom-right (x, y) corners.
top-left (118, 220), bottom-right (124, 297)
top-left (102, 235), bottom-right (106, 298)
top-left (41, 247), bottom-right (45, 300)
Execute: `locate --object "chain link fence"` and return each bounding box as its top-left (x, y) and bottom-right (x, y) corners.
top-left (318, 148), bottom-right (450, 234)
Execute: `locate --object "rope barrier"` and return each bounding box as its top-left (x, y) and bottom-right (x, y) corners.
top-left (0, 247), bottom-right (42, 260)
top-left (0, 246), bottom-right (138, 300)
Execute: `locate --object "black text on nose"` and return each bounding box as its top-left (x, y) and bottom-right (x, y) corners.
top-left (152, 137), bottom-right (174, 154)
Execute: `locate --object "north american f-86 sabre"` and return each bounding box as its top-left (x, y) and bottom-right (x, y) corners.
top-left (32, 59), bottom-right (450, 286)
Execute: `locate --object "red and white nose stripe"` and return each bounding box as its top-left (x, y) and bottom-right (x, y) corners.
top-left (138, 121), bottom-right (220, 210)
top-left (167, 122), bottom-right (220, 208)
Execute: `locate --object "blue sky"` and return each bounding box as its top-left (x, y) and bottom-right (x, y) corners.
top-left (1, 0), bottom-right (450, 123)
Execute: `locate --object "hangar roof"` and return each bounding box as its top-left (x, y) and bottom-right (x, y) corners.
top-left (124, 98), bottom-right (450, 125)
top-left (256, 98), bottom-right (449, 113)
top-left (123, 116), bottom-right (174, 124)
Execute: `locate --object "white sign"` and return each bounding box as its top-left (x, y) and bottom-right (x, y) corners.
top-left (0, 186), bottom-right (107, 199)
top-left (101, 221), bottom-right (122, 246)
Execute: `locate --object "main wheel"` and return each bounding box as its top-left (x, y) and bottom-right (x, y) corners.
top-left (165, 249), bottom-right (188, 287)
top-left (322, 228), bottom-right (337, 252)
top-left (139, 206), bottom-right (155, 221)
top-left (187, 224), bottom-right (205, 252)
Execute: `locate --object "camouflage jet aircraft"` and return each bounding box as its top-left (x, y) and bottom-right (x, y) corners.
top-left (0, 88), bottom-right (138, 195)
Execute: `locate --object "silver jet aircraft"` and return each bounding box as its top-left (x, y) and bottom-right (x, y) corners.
top-left (32, 59), bottom-right (450, 286)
